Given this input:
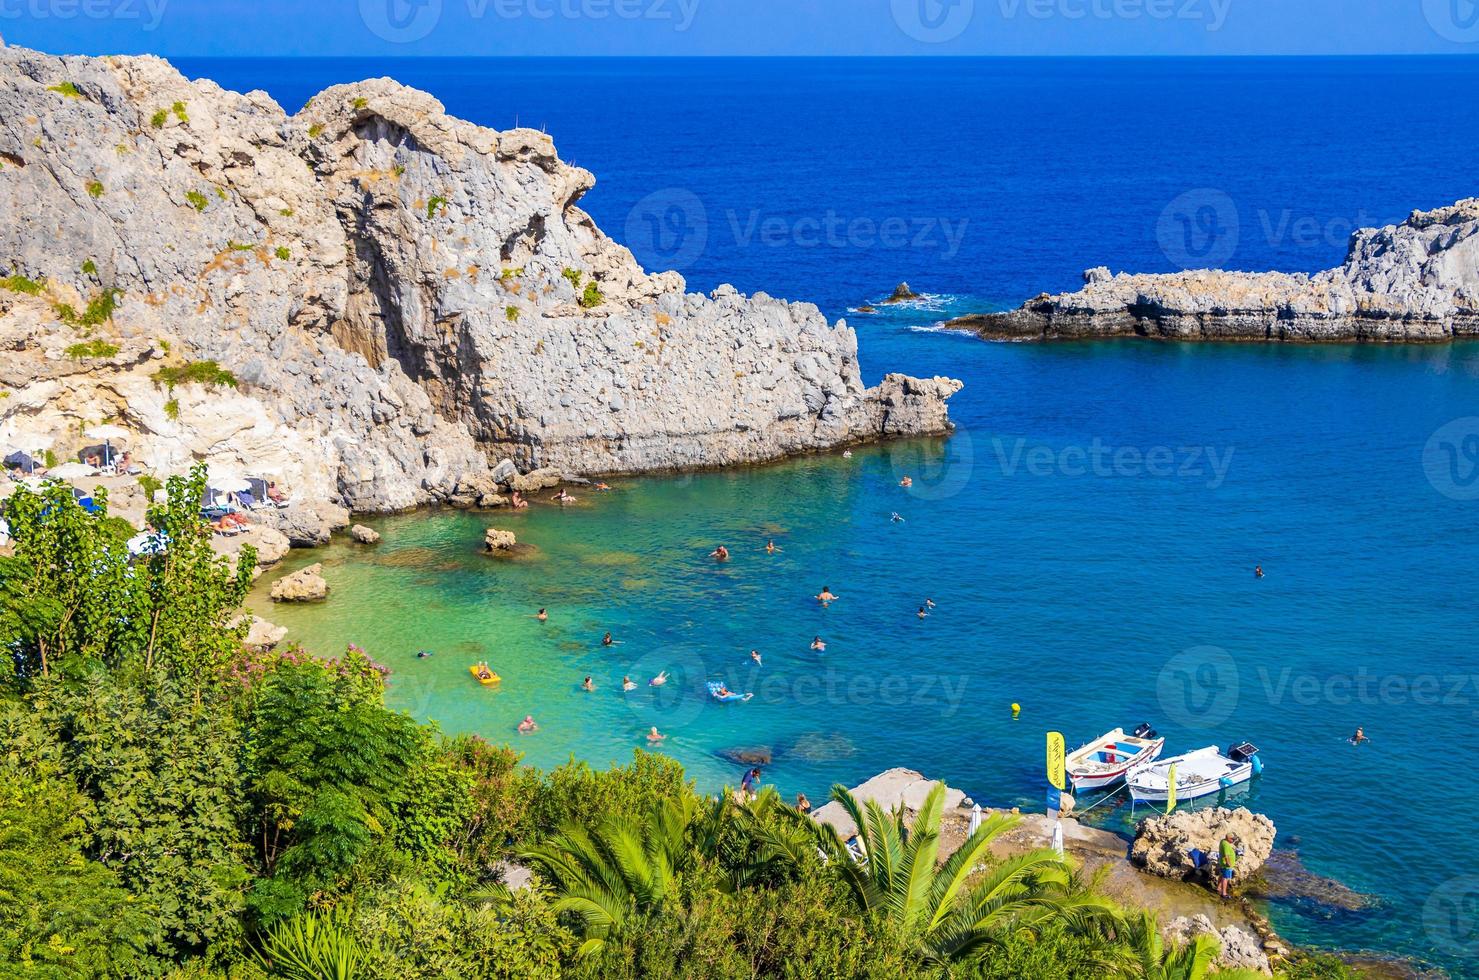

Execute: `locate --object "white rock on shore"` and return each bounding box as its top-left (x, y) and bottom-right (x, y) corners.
top-left (1130, 806), bottom-right (1276, 882)
top-left (269, 563), bottom-right (329, 602)
top-left (0, 47), bottom-right (959, 517)
top-left (1165, 914), bottom-right (1272, 975)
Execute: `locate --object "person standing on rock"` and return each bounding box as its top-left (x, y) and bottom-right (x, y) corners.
top-left (1218, 833), bottom-right (1239, 899)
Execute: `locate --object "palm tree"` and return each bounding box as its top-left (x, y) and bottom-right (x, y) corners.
top-left (521, 795), bottom-right (696, 958)
top-left (1110, 911), bottom-right (1267, 980)
top-left (253, 908), bottom-right (365, 980)
top-left (821, 782), bottom-right (1119, 963)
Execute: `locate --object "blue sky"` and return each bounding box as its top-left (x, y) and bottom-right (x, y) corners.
top-left (3, 0), bottom-right (1479, 56)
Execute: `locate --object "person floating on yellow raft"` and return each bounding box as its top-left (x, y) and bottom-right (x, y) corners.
top-left (469, 661), bottom-right (501, 685)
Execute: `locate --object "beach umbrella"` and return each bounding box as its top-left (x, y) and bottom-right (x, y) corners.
top-left (1051, 819), bottom-right (1064, 858)
top-left (967, 803), bottom-right (981, 838)
top-left (85, 423), bottom-right (131, 465)
top-left (126, 531), bottom-right (168, 557)
top-left (48, 462), bottom-right (96, 480)
top-left (208, 475), bottom-right (252, 494)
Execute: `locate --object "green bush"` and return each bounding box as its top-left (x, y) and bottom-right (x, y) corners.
top-left (505, 305), bottom-right (520, 322)
top-left (86, 180), bottom-right (104, 198)
top-left (150, 108), bottom-right (168, 128)
top-left (172, 100), bottom-right (188, 122)
top-left (579, 281), bottom-right (604, 309)
top-left (426, 196), bottom-right (447, 219)
top-left (163, 397), bottom-right (180, 420)
top-left (46, 81), bottom-right (82, 98)
top-left (153, 360), bottom-right (238, 390)
top-left (560, 267), bottom-right (583, 289)
top-left (352, 97), bottom-right (368, 110)
top-left (308, 123), bottom-right (324, 138)
top-left (64, 339), bottom-right (121, 360)
top-left (81, 259), bottom-right (97, 275)
top-left (56, 287), bottom-right (121, 328)
top-left (0, 273), bottom-right (44, 295)
top-left (275, 246), bottom-right (291, 261)
top-left (137, 473), bottom-right (163, 498)
top-left (185, 190), bottom-right (208, 212)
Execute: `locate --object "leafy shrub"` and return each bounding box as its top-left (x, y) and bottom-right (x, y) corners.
top-left (153, 360), bottom-right (238, 390)
top-left (500, 267), bottom-right (523, 281)
top-left (81, 259), bottom-right (97, 275)
top-left (275, 246), bottom-right (291, 261)
top-left (505, 305), bottom-right (520, 323)
top-left (163, 397), bottom-right (180, 420)
top-left (227, 241), bottom-right (254, 252)
top-left (308, 124), bottom-right (324, 138)
top-left (579, 281), bottom-right (604, 309)
top-left (150, 108), bottom-right (168, 128)
top-left (46, 81), bottom-right (82, 98)
top-left (560, 267), bottom-right (583, 289)
top-left (64, 339), bottom-right (121, 360)
top-left (280, 207), bottom-right (294, 217)
top-left (185, 190), bottom-right (208, 212)
top-left (137, 473), bottom-right (163, 498)
top-left (392, 164), bottom-right (405, 176)
top-left (85, 180), bottom-right (104, 198)
top-left (0, 273), bottom-right (44, 295)
top-left (426, 196), bottom-right (447, 219)
top-left (352, 97), bottom-right (368, 110)
top-left (172, 100), bottom-right (188, 122)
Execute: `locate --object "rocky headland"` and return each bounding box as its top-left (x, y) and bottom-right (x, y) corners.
top-left (0, 47), bottom-right (958, 517)
top-left (948, 198), bottom-right (1479, 342)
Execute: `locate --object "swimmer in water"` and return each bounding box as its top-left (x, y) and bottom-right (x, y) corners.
top-left (750, 649), bottom-right (762, 666)
top-left (417, 650), bottom-right (431, 659)
top-left (917, 605), bottom-right (929, 619)
top-left (811, 636), bottom-right (826, 652)
top-left (842, 450), bottom-right (853, 459)
top-left (710, 545), bottom-right (730, 561)
top-left (815, 586), bottom-right (839, 605)
top-left (1349, 726), bottom-right (1369, 745)
top-left (517, 715), bottom-right (538, 734)
top-left (554, 488), bottom-right (576, 504)
top-left (603, 632), bottom-right (614, 647)
top-left (646, 726), bottom-right (666, 743)
top-left (1255, 565), bottom-right (1265, 579)
top-left (899, 476), bottom-right (913, 488)
top-left (891, 512), bottom-right (905, 523)
top-left (582, 676), bottom-right (594, 692)
top-left (536, 608), bottom-right (548, 622)
top-left (622, 676), bottom-right (637, 692)
top-left (510, 490), bottom-right (528, 509)
top-left (596, 482), bottom-right (611, 491)
top-left (649, 671), bottom-right (669, 687)
top-left (765, 539), bottom-right (782, 554)
top-left (925, 598), bottom-right (936, 609)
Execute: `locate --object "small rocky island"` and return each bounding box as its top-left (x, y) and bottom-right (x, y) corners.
top-left (948, 198), bottom-right (1479, 343)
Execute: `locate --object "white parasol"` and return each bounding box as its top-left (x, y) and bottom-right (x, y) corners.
top-left (208, 475), bottom-right (252, 494)
top-left (48, 462), bottom-right (96, 480)
top-left (85, 423), bottom-right (131, 466)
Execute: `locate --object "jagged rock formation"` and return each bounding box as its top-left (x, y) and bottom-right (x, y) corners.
top-left (269, 563), bottom-right (329, 602)
top-left (0, 47), bottom-right (958, 513)
top-left (1164, 915), bottom-right (1272, 975)
top-left (951, 199), bottom-right (1479, 342)
top-left (1130, 807), bottom-right (1276, 883)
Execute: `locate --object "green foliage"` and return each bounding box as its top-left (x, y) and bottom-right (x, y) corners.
top-left (500, 267), bottom-right (523, 281)
top-left (254, 908), bottom-right (364, 980)
top-left (164, 397), bottom-right (181, 420)
top-left (154, 360), bottom-right (239, 391)
top-left (1, 273), bottom-right (44, 295)
top-left (86, 180), bottom-right (104, 198)
top-left (426, 196), bottom-right (447, 219)
top-left (186, 190), bottom-right (209, 212)
top-left (307, 124), bottom-right (324, 139)
top-left (505, 305), bottom-right (520, 323)
top-left (560, 267), bottom-right (583, 289)
top-left (81, 259), bottom-right (97, 275)
top-left (579, 281), bottom-right (604, 309)
top-left (138, 473), bottom-right (164, 498)
top-left (173, 100), bottom-right (189, 123)
top-left (392, 165), bottom-right (405, 177)
top-left (151, 108), bottom-right (169, 129)
top-left (0, 706), bottom-right (156, 974)
top-left (352, 97), bottom-right (368, 110)
top-left (56, 287), bottom-right (122, 327)
top-left (1277, 953), bottom-right (1363, 980)
top-left (280, 208), bottom-right (295, 217)
top-left (64, 339), bottom-right (121, 360)
top-left (228, 241), bottom-right (255, 252)
top-left (47, 81), bottom-right (83, 98)
top-left (43, 448), bottom-right (57, 469)
top-left (275, 246), bottom-right (291, 261)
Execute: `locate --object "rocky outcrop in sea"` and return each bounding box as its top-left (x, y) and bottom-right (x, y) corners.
top-left (0, 47), bottom-right (958, 514)
top-left (949, 199), bottom-right (1479, 342)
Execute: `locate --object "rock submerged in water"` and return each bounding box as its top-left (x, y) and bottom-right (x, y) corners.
top-left (1130, 806), bottom-right (1276, 883)
top-left (350, 524), bottom-right (381, 544)
top-left (269, 563), bottom-right (329, 602)
top-left (484, 528), bottom-right (518, 553)
top-left (716, 746), bottom-right (773, 767)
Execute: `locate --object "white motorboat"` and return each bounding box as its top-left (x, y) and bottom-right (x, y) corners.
top-left (1065, 723), bottom-right (1165, 791)
top-left (1126, 742), bottom-right (1262, 804)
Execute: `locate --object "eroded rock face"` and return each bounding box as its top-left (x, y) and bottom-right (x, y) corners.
top-left (953, 198), bottom-right (1479, 342)
top-left (0, 47), bottom-right (957, 516)
top-left (349, 523), bottom-right (380, 544)
top-left (269, 562), bottom-right (329, 602)
top-left (1165, 915), bottom-right (1272, 975)
top-left (483, 528), bottom-right (516, 552)
top-left (1130, 807), bottom-right (1276, 882)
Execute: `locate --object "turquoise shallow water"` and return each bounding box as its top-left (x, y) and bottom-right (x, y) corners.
top-left (250, 334), bottom-right (1479, 975)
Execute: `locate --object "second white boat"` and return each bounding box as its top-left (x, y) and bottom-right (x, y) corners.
top-left (1126, 742), bottom-right (1262, 804)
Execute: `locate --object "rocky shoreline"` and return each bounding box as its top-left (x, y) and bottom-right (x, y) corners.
top-left (947, 198), bottom-right (1479, 343)
top-left (0, 47), bottom-right (958, 516)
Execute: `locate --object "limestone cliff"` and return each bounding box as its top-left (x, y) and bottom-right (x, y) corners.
top-left (0, 48), bottom-right (958, 512)
top-left (950, 198), bottom-right (1479, 343)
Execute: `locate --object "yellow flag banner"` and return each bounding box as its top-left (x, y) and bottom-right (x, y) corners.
top-left (1046, 731), bottom-right (1065, 791)
top-left (1166, 763), bottom-right (1178, 814)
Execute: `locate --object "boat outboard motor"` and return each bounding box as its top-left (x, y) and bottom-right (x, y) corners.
top-left (1132, 723), bottom-right (1158, 740)
top-left (1227, 741), bottom-right (1264, 775)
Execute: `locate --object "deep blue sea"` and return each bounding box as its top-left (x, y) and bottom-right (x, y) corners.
top-left (206, 57), bottom-right (1479, 974)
